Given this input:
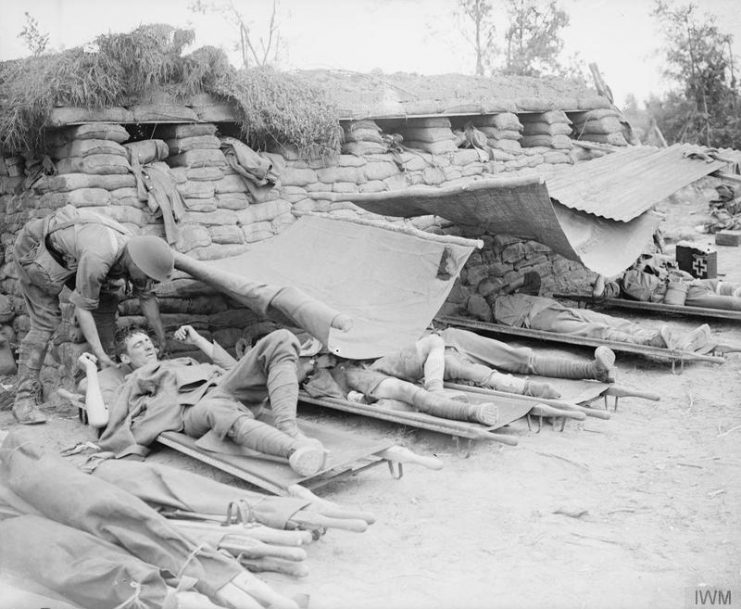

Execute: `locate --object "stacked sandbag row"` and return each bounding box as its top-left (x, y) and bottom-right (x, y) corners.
top-left (38, 123), bottom-right (152, 230)
top-left (161, 123), bottom-right (242, 260)
top-left (570, 108), bottom-right (628, 146)
top-left (436, 232), bottom-right (596, 322)
top-left (471, 113), bottom-right (523, 161)
top-left (161, 124), bottom-right (294, 257)
top-left (341, 120), bottom-right (389, 156)
top-left (399, 117), bottom-right (458, 155)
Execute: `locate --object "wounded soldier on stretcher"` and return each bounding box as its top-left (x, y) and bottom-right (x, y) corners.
top-left (592, 253), bottom-right (741, 312)
top-left (489, 271), bottom-right (713, 352)
top-left (78, 324), bottom-right (328, 477)
top-left (243, 322), bottom-right (617, 427)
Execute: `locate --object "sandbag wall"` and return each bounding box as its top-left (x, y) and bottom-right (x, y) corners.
top-left (0, 122), bottom-right (295, 399)
top-left (0, 107), bottom-right (619, 397)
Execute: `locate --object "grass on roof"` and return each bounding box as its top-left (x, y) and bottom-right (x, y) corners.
top-left (0, 24), bottom-right (341, 158)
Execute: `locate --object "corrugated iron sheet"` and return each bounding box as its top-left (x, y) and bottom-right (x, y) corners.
top-left (545, 144), bottom-right (727, 221)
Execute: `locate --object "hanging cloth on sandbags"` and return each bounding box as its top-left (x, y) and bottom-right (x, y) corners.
top-left (220, 136), bottom-right (279, 188)
top-left (141, 163), bottom-right (187, 245)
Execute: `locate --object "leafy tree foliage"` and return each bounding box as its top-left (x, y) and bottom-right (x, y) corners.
top-left (458, 0), bottom-right (498, 76)
top-left (503, 0), bottom-right (569, 77)
top-left (651, 1), bottom-right (740, 147)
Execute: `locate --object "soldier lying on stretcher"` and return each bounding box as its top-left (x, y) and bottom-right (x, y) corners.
top-left (592, 253), bottom-right (741, 312)
top-left (240, 321), bottom-right (618, 426)
top-left (488, 271), bottom-right (713, 352)
top-left (78, 324), bottom-right (328, 477)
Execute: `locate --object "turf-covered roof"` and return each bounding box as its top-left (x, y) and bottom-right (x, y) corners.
top-left (0, 24), bottom-right (342, 157)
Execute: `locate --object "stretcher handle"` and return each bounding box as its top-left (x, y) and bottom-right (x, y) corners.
top-left (603, 385), bottom-right (660, 401)
top-left (287, 485), bottom-right (376, 524)
top-left (379, 446), bottom-right (444, 470)
top-left (530, 403), bottom-right (586, 420)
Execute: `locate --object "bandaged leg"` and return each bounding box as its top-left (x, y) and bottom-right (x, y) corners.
top-left (444, 353), bottom-right (560, 398)
top-left (374, 377), bottom-right (500, 425)
top-left (267, 361), bottom-right (301, 437)
top-left (419, 334), bottom-right (446, 392)
top-left (229, 416), bottom-right (326, 477)
top-left (530, 347), bottom-right (616, 382)
top-left (603, 327), bottom-right (663, 347)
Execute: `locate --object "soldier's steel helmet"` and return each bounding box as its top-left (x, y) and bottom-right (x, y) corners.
top-left (126, 235), bottom-right (174, 282)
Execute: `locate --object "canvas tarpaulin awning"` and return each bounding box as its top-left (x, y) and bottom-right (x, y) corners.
top-left (342, 146), bottom-right (729, 277)
top-left (190, 215), bottom-right (479, 360)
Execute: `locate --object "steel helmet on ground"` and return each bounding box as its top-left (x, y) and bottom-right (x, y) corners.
top-left (126, 235), bottom-right (174, 282)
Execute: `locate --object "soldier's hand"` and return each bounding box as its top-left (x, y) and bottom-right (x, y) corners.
top-left (174, 325), bottom-right (199, 344)
top-left (96, 353), bottom-right (117, 369)
top-left (77, 352), bottom-right (98, 372)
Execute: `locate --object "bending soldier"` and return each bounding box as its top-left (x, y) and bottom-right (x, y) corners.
top-left (13, 205), bottom-right (173, 424)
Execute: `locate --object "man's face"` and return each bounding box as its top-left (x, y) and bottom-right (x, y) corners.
top-left (121, 332), bottom-right (159, 369)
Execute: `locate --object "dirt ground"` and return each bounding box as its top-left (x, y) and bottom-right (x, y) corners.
top-left (1, 180), bottom-right (740, 609)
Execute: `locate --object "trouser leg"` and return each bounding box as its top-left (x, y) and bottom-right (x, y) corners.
top-left (374, 378), bottom-right (480, 423)
top-left (92, 290), bottom-right (120, 355)
top-left (219, 329), bottom-right (302, 437)
top-left (14, 330), bottom-right (52, 424)
top-left (443, 352), bottom-right (559, 397)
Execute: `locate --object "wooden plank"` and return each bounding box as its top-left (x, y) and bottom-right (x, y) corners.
top-left (554, 293), bottom-right (741, 322)
top-left (436, 316), bottom-right (725, 364)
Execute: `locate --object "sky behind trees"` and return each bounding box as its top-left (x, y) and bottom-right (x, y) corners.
top-left (1, 0), bottom-right (740, 107)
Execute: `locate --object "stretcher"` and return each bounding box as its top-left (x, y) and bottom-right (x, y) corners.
top-left (60, 391), bottom-right (444, 496)
top-left (553, 293), bottom-right (741, 322)
top-left (436, 315), bottom-right (727, 372)
top-left (155, 416), bottom-right (442, 496)
top-left (298, 391), bottom-right (524, 445)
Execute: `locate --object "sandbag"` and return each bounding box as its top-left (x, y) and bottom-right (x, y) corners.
top-left (209, 224), bottom-right (245, 245)
top-left (33, 173), bottom-right (136, 193)
top-left (215, 192), bottom-right (251, 210)
top-left (522, 121), bottom-right (573, 136)
top-left (477, 127), bottom-right (523, 141)
top-left (55, 154), bottom-right (132, 175)
top-left (573, 116), bottom-right (624, 135)
top-left (569, 108), bottom-right (620, 123)
top-left (404, 117), bottom-right (451, 129)
top-left (167, 149), bottom-right (226, 168)
top-left (400, 127), bottom-right (455, 143)
top-left (50, 123), bottom-right (130, 144)
top-left (156, 123), bottom-right (218, 139)
top-left (404, 139), bottom-right (457, 154)
top-left (576, 132), bottom-right (628, 146)
top-left (51, 139), bottom-right (127, 160)
top-left (213, 174), bottom-right (249, 194)
top-left (166, 135), bottom-right (221, 154)
top-left (475, 113), bottom-right (522, 131)
top-left (520, 134), bottom-right (573, 149)
top-left (341, 141), bottom-right (388, 156)
top-left (124, 140), bottom-right (169, 164)
top-left (39, 188), bottom-right (111, 208)
top-left (176, 180), bottom-right (215, 199)
top-left (520, 110), bottom-right (570, 125)
top-left (488, 139), bottom-right (522, 153)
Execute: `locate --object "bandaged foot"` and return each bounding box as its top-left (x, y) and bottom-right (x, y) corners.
top-left (523, 381), bottom-right (561, 399)
top-left (288, 438), bottom-right (327, 476)
top-left (469, 403), bottom-right (500, 426)
top-left (592, 275), bottom-right (606, 298)
top-left (592, 346), bottom-right (617, 383)
top-left (331, 314), bottom-right (354, 332)
top-left (660, 323), bottom-right (711, 352)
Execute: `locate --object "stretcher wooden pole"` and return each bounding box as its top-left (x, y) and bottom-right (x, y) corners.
top-left (239, 556), bottom-right (310, 578)
top-left (444, 382), bottom-right (611, 420)
top-left (286, 484), bottom-right (376, 525)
